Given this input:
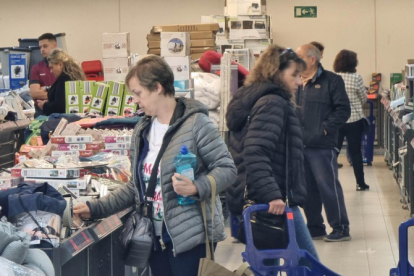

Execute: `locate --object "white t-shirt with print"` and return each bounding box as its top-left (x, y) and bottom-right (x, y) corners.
top-left (142, 118), bottom-right (169, 236)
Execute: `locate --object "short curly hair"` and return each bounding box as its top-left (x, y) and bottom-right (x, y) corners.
top-left (333, 50), bottom-right (358, 73)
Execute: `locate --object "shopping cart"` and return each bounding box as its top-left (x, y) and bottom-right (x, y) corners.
top-left (347, 100), bottom-right (376, 166)
top-left (390, 218), bottom-right (414, 276)
top-left (241, 204), bottom-right (340, 276)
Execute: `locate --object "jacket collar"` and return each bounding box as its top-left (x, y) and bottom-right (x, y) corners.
top-left (310, 64), bottom-right (324, 83)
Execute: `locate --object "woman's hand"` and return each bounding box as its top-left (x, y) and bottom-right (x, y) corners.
top-left (73, 202), bottom-right (91, 219)
top-left (268, 199), bottom-right (285, 215)
top-left (37, 100), bottom-right (48, 110)
top-left (172, 173), bottom-right (198, 196)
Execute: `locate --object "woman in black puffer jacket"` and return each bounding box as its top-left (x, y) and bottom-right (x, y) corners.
top-left (226, 44), bottom-right (318, 259)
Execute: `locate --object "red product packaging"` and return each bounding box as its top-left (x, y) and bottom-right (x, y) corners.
top-left (104, 136), bottom-right (132, 143)
top-left (57, 143), bottom-right (101, 151)
top-left (101, 149), bottom-right (130, 156)
top-left (51, 136), bottom-right (94, 144)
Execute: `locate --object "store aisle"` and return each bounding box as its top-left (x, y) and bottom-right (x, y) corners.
top-left (215, 155), bottom-right (411, 276)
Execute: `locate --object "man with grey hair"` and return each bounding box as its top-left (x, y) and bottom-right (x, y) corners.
top-left (295, 44), bottom-right (352, 242)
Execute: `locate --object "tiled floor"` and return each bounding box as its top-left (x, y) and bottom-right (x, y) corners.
top-left (215, 155), bottom-right (413, 276)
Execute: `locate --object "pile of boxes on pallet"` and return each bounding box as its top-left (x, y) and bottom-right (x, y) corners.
top-left (147, 23), bottom-right (220, 61)
top-left (147, 24), bottom-right (223, 98)
top-left (64, 80), bottom-right (136, 116)
top-left (203, 0), bottom-right (272, 70)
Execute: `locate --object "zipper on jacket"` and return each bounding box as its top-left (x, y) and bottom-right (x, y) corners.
top-left (158, 125), bottom-right (181, 257)
top-left (133, 118), bottom-right (150, 199)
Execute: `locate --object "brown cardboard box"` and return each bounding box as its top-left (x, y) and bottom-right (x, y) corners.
top-left (148, 41), bottom-right (161, 49)
top-left (147, 48), bottom-right (161, 55)
top-left (147, 34), bottom-right (161, 41)
top-left (191, 53), bottom-right (204, 60)
top-left (372, 73), bottom-right (382, 82)
top-left (190, 31), bottom-right (216, 40)
top-left (190, 39), bottom-right (215, 47)
top-left (152, 23), bottom-right (220, 33)
top-left (191, 47), bottom-right (215, 54)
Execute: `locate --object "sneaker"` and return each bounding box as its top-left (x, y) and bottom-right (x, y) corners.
top-left (311, 235), bottom-right (326, 240)
top-left (356, 183), bottom-right (370, 191)
top-left (338, 163), bottom-right (343, 168)
top-left (324, 231), bottom-right (351, 242)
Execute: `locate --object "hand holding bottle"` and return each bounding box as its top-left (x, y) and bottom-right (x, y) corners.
top-left (172, 173), bottom-right (198, 196)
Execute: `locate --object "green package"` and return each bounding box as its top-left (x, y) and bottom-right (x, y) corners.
top-left (105, 81), bottom-right (125, 116)
top-left (65, 81), bottom-right (80, 114)
top-left (120, 87), bottom-right (137, 116)
top-left (79, 81), bottom-right (96, 113)
top-left (89, 82), bottom-right (110, 114)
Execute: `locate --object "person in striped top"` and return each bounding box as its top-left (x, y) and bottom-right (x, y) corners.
top-left (334, 50), bottom-right (369, 191)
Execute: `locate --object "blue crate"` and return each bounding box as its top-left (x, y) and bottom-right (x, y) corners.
top-left (241, 204), bottom-right (340, 276)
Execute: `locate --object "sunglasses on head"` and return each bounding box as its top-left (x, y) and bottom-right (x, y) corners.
top-left (279, 48), bottom-right (297, 64)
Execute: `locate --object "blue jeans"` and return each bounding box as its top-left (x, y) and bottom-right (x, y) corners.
top-left (291, 206), bottom-right (319, 261)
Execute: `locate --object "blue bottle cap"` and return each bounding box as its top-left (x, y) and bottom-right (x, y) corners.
top-left (180, 145), bottom-right (188, 155)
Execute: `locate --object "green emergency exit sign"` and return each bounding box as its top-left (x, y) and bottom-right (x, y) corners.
top-left (295, 6), bottom-right (317, 18)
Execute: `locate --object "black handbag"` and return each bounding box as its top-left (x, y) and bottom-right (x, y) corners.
top-left (119, 118), bottom-right (178, 268)
top-left (120, 202), bottom-right (154, 268)
top-left (237, 107), bottom-right (290, 250)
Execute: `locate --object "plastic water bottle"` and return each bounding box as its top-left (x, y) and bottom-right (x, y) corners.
top-left (174, 145), bottom-right (196, 205)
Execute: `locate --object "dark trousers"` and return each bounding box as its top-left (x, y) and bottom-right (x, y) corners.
top-left (149, 241), bottom-right (215, 276)
top-left (303, 148), bottom-right (350, 236)
top-left (337, 119), bottom-right (365, 185)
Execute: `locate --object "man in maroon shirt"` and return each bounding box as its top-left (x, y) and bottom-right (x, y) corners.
top-left (29, 33), bottom-right (57, 117)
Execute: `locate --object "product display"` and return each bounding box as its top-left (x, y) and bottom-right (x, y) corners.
top-left (161, 32), bottom-right (191, 57)
top-left (89, 82), bottom-right (109, 114)
top-left (105, 81), bottom-right (125, 116)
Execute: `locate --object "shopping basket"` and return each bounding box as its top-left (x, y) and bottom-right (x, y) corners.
top-left (347, 100), bottom-right (376, 166)
top-left (241, 204), bottom-right (340, 276)
top-left (390, 218), bottom-right (414, 276)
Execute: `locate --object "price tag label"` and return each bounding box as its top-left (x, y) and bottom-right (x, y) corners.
top-left (61, 229), bottom-right (95, 257)
top-left (90, 214), bottom-right (122, 240)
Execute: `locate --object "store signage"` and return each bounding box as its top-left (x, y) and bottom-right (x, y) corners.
top-left (9, 54), bottom-right (27, 90)
top-left (294, 6), bottom-right (317, 18)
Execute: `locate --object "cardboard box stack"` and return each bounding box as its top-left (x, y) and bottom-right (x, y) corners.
top-left (64, 80), bottom-right (135, 116)
top-left (102, 32), bottom-right (131, 82)
top-left (102, 132), bottom-right (133, 156)
top-left (147, 23), bottom-right (220, 61)
top-left (162, 37), bottom-right (193, 97)
top-left (203, 0), bottom-right (272, 70)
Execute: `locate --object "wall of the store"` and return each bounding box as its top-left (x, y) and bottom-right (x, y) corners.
top-left (1, 0), bottom-right (413, 88)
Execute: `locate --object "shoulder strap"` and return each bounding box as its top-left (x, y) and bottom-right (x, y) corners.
top-left (284, 102), bottom-right (290, 205)
top-left (146, 127), bottom-right (176, 199)
top-left (201, 175), bottom-right (217, 261)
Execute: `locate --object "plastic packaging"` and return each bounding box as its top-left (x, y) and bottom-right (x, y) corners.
top-left (174, 145), bottom-right (196, 205)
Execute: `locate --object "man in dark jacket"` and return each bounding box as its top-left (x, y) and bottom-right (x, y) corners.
top-left (295, 44), bottom-right (351, 242)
